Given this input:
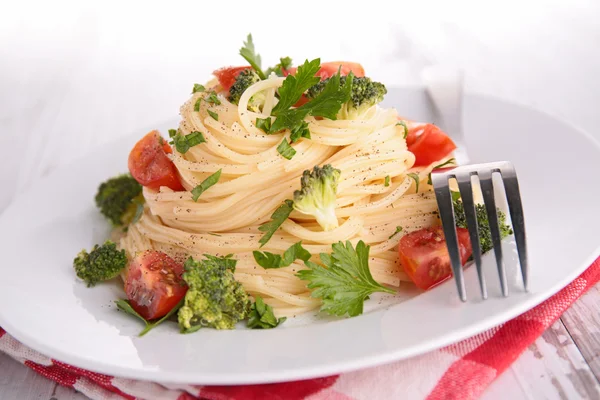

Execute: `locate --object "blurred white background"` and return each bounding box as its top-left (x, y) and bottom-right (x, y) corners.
top-left (1, 0), bottom-right (599, 212)
top-left (1, 1), bottom-right (600, 398)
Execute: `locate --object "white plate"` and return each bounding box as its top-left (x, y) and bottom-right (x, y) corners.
top-left (0, 88), bottom-right (599, 385)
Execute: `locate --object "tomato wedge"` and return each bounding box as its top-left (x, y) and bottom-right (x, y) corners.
top-left (316, 61), bottom-right (365, 79)
top-left (406, 123), bottom-right (457, 167)
top-left (128, 130), bottom-right (184, 191)
top-left (285, 61), bottom-right (365, 80)
top-left (398, 226), bottom-right (472, 290)
top-left (213, 66), bottom-right (251, 92)
top-left (125, 251), bottom-right (187, 320)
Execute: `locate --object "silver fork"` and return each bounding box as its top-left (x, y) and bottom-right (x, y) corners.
top-left (431, 163), bottom-right (528, 301)
top-left (421, 66), bottom-right (528, 301)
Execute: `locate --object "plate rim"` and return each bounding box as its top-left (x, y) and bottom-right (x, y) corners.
top-left (1, 88), bottom-right (599, 384)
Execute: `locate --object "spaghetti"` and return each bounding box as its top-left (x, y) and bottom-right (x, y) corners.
top-left (120, 74), bottom-right (446, 317)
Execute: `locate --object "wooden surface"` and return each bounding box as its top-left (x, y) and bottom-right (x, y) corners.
top-left (1, 1), bottom-right (600, 399)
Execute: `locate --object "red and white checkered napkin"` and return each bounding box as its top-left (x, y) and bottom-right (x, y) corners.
top-left (2, 257), bottom-right (599, 400)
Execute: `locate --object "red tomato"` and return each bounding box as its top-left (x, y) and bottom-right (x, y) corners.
top-left (213, 66), bottom-right (251, 92)
top-left (406, 123), bottom-right (457, 167)
top-left (128, 130), bottom-right (184, 191)
top-left (125, 251), bottom-right (187, 320)
top-left (399, 226), bottom-right (472, 290)
top-left (316, 61), bottom-right (365, 79)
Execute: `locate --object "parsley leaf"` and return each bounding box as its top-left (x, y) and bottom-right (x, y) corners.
top-left (256, 117), bottom-right (272, 133)
top-left (168, 129), bottom-right (177, 138)
top-left (207, 109), bottom-right (219, 121)
top-left (277, 139), bottom-right (296, 160)
top-left (297, 241), bottom-right (395, 317)
top-left (205, 92), bottom-right (221, 105)
top-left (171, 131), bottom-right (206, 154)
top-left (194, 98), bottom-right (202, 112)
top-left (407, 173), bottom-right (420, 192)
top-left (271, 58), bottom-right (321, 115)
top-left (397, 120), bottom-right (408, 139)
top-left (269, 69), bottom-right (353, 134)
top-left (115, 298), bottom-right (183, 337)
top-left (247, 296), bottom-right (286, 329)
top-left (388, 226), bottom-right (403, 239)
top-left (239, 34), bottom-right (266, 80)
top-left (384, 175), bottom-right (390, 187)
top-left (191, 169), bottom-right (221, 201)
top-left (290, 121), bottom-right (311, 143)
top-left (192, 83), bottom-right (205, 94)
top-left (253, 241), bottom-right (311, 269)
top-left (258, 200), bottom-right (294, 247)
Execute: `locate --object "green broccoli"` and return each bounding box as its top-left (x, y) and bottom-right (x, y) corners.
top-left (178, 254), bottom-right (250, 332)
top-left (452, 198), bottom-right (513, 253)
top-left (227, 69), bottom-right (265, 112)
top-left (95, 174), bottom-right (143, 227)
top-left (306, 75), bottom-right (387, 119)
top-left (293, 164), bottom-right (341, 231)
top-left (73, 240), bottom-right (128, 287)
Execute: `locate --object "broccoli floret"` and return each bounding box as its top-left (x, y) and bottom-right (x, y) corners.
top-left (453, 198), bottom-right (513, 253)
top-left (95, 174), bottom-right (143, 227)
top-left (178, 254), bottom-right (250, 332)
top-left (306, 75), bottom-right (387, 119)
top-left (293, 165), bottom-right (341, 231)
top-left (227, 69), bottom-right (265, 112)
top-left (73, 241), bottom-right (128, 287)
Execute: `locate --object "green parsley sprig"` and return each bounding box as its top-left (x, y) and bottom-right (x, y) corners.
top-left (253, 241), bottom-right (311, 269)
top-left (297, 240), bottom-right (395, 317)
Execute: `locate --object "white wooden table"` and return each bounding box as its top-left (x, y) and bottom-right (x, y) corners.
top-left (1, 1), bottom-right (600, 399)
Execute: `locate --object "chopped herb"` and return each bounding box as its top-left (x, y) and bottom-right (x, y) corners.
top-left (451, 190), bottom-right (462, 202)
top-left (205, 92), bottom-right (221, 105)
top-left (207, 232), bottom-right (222, 237)
top-left (207, 109), bottom-right (219, 121)
top-left (194, 98), bottom-right (202, 112)
top-left (397, 120), bottom-right (408, 139)
top-left (433, 158), bottom-right (456, 170)
top-left (258, 200), bottom-right (294, 247)
top-left (407, 173), bottom-right (420, 192)
top-left (168, 129), bottom-right (177, 138)
top-left (388, 226), bottom-right (403, 239)
top-left (253, 241), bottom-right (311, 269)
top-left (171, 131), bottom-right (206, 154)
top-left (191, 169), bottom-right (222, 201)
top-left (239, 34), bottom-right (266, 80)
top-left (384, 175), bottom-right (390, 187)
top-left (297, 240), bottom-right (395, 317)
top-left (192, 83), bottom-right (205, 94)
top-left (247, 297), bottom-right (286, 329)
top-left (115, 298), bottom-right (183, 337)
top-left (256, 117), bottom-right (272, 133)
top-left (290, 121), bottom-right (311, 143)
top-left (427, 158), bottom-right (456, 185)
top-left (277, 139), bottom-right (296, 160)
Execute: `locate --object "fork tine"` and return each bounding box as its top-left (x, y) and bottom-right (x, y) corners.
top-left (456, 174), bottom-right (488, 299)
top-left (432, 174), bottom-right (467, 302)
top-left (499, 163), bottom-right (529, 290)
top-left (478, 170), bottom-right (508, 297)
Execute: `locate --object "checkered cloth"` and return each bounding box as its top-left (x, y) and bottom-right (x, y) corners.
top-left (2, 257), bottom-right (598, 400)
